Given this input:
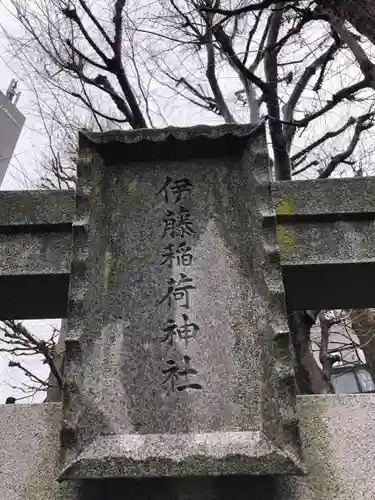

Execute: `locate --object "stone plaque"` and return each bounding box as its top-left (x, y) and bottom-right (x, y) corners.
top-left (60, 124), bottom-right (303, 480)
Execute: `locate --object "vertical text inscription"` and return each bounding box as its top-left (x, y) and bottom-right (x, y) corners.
top-left (155, 177), bottom-right (203, 394)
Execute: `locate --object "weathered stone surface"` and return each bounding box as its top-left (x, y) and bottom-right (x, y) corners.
top-left (277, 394), bottom-right (375, 500)
top-left (0, 190), bottom-right (74, 319)
top-left (272, 177), bottom-right (375, 310)
top-left (0, 403), bottom-right (62, 500)
top-left (273, 177), bottom-right (375, 216)
top-left (61, 124), bottom-right (300, 479)
top-left (0, 189), bottom-right (74, 226)
top-left (2, 396), bottom-right (375, 500)
top-left (0, 398), bottom-right (284, 500)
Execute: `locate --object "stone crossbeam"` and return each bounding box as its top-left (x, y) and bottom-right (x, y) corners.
top-left (273, 177), bottom-right (375, 310)
top-left (0, 190), bottom-right (74, 319)
top-left (1, 177), bottom-right (375, 319)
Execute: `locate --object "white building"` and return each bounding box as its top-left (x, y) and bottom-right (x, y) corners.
top-left (0, 80), bottom-right (25, 186)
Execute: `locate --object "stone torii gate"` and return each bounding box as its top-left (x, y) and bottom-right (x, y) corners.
top-left (1, 123), bottom-right (375, 499)
top-left (2, 151), bottom-right (375, 319)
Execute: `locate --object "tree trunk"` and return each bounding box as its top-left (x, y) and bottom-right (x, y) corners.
top-left (289, 311), bottom-right (333, 394)
top-left (45, 319), bottom-right (67, 402)
top-left (324, 0), bottom-right (375, 45)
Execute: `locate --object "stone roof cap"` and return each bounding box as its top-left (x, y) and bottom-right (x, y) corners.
top-left (79, 122), bottom-right (266, 163)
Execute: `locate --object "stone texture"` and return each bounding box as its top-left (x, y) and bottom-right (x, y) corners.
top-left (0, 403), bottom-right (62, 500)
top-left (273, 177), bottom-right (375, 216)
top-left (0, 189), bottom-right (74, 226)
top-left (272, 177), bottom-right (375, 310)
top-left (61, 124), bottom-right (301, 479)
top-left (277, 394), bottom-right (375, 500)
top-left (2, 396), bottom-right (375, 500)
top-left (0, 190), bottom-right (74, 319)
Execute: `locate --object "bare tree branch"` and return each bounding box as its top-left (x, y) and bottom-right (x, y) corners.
top-left (113, 0), bottom-right (127, 53)
top-left (203, 6), bottom-right (236, 123)
top-left (249, 13), bottom-right (272, 72)
top-left (283, 41), bottom-right (339, 148)
top-left (61, 5), bottom-right (110, 64)
top-left (270, 9), bottom-right (313, 54)
top-left (292, 159), bottom-right (319, 176)
top-left (324, 10), bottom-right (375, 89)
top-left (235, 11), bottom-right (272, 121)
top-left (154, 69), bottom-right (221, 115)
top-left (313, 42), bottom-right (338, 92)
top-left (213, 24), bottom-right (269, 94)
top-left (78, 71), bottom-right (134, 122)
top-left (242, 11), bottom-right (263, 65)
top-left (318, 112), bottom-right (375, 178)
top-left (291, 116), bottom-right (356, 166)
top-left (65, 39), bottom-right (109, 71)
top-left (70, 92), bottom-right (128, 123)
top-left (351, 309), bottom-right (375, 385)
top-left (175, 76), bottom-right (219, 112)
top-left (3, 321), bottom-right (62, 390)
top-left (264, 2), bottom-right (291, 179)
top-left (199, 0), bottom-right (292, 17)
top-left (8, 361), bottom-right (48, 387)
top-left (77, 0), bottom-right (114, 47)
top-left (293, 80), bottom-right (369, 127)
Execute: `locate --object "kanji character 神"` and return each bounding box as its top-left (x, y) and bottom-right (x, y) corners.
top-left (160, 314), bottom-right (199, 348)
top-left (160, 319), bottom-right (179, 347)
top-left (177, 313), bottom-right (199, 347)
